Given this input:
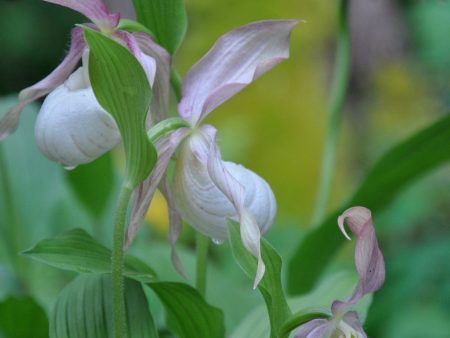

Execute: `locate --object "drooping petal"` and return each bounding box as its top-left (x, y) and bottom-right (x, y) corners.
top-left (44, 0), bottom-right (119, 30)
top-left (333, 207), bottom-right (385, 314)
top-left (160, 178), bottom-right (187, 277)
top-left (126, 128), bottom-right (189, 248)
top-left (294, 319), bottom-right (329, 338)
top-left (178, 20), bottom-right (299, 125)
top-left (34, 68), bottom-right (120, 168)
top-left (133, 32), bottom-right (172, 125)
top-left (114, 31), bottom-right (157, 87)
top-left (0, 27), bottom-right (85, 140)
top-left (172, 125), bottom-right (276, 287)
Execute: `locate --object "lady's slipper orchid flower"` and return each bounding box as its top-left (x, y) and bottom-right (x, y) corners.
top-left (0, 0), bottom-right (168, 168)
top-left (295, 207), bottom-right (385, 338)
top-left (127, 20), bottom-right (298, 286)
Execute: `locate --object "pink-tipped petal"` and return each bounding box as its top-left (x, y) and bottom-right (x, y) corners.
top-left (207, 132), bottom-right (275, 288)
top-left (333, 207), bottom-right (385, 314)
top-left (133, 32), bottom-right (172, 125)
top-left (44, 0), bottom-right (119, 30)
top-left (125, 128), bottom-right (189, 249)
top-left (0, 27), bottom-right (85, 140)
top-left (343, 312), bottom-right (368, 338)
top-left (105, 0), bottom-right (135, 19)
top-left (114, 31), bottom-right (157, 87)
top-left (160, 179), bottom-right (187, 278)
top-left (295, 319), bottom-right (329, 338)
top-left (178, 20), bottom-right (299, 125)
top-left (172, 125), bottom-right (276, 288)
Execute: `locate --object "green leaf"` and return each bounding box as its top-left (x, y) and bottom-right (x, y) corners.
top-left (148, 282), bottom-right (225, 338)
top-left (50, 274), bottom-right (158, 338)
top-left (228, 220), bottom-right (291, 338)
top-left (131, 0), bottom-right (187, 54)
top-left (232, 272), bottom-right (371, 338)
top-left (84, 28), bottom-right (157, 189)
top-left (117, 18), bottom-right (155, 37)
top-left (288, 113), bottom-right (450, 295)
top-left (65, 152), bottom-right (116, 219)
top-left (22, 228), bottom-right (156, 283)
top-left (0, 296), bottom-right (48, 338)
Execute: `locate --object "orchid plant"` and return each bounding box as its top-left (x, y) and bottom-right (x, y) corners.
top-left (0, 0), bottom-right (388, 337)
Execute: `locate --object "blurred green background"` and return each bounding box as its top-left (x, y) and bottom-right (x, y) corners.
top-left (0, 0), bottom-right (449, 337)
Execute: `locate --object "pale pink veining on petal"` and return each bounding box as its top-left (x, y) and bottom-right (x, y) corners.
top-left (0, 27), bottom-right (85, 140)
top-left (295, 207), bottom-right (385, 338)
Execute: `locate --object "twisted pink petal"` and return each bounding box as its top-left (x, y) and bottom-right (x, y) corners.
top-left (0, 27), bottom-right (85, 140)
top-left (44, 0), bottom-right (119, 30)
top-left (333, 207), bottom-right (385, 314)
top-left (126, 128), bottom-right (189, 248)
top-left (178, 20), bottom-right (299, 125)
top-left (133, 32), bottom-right (172, 125)
top-left (114, 31), bottom-right (157, 87)
top-left (206, 129), bottom-right (265, 288)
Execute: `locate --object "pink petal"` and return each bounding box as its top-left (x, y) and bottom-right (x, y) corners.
top-left (333, 207), bottom-right (385, 314)
top-left (104, 0), bottom-right (135, 19)
top-left (125, 128), bottom-right (189, 248)
top-left (206, 131), bottom-right (266, 288)
top-left (160, 178), bottom-right (187, 278)
top-left (294, 319), bottom-right (329, 338)
top-left (133, 32), bottom-right (172, 125)
top-left (0, 27), bottom-right (85, 140)
top-left (44, 0), bottom-right (119, 30)
top-left (343, 312), bottom-right (368, 338)
top-left (178, 20), bottom-right (299, 125)
top-left (114, 31), bottom-right (157, 87)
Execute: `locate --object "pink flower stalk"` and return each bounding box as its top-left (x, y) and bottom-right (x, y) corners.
top-left (0, 0), bottom-right (167, 168)
top-left (295, 207), bottom-right (385, 338)
top-left (127, 20), bottom-right (299, 287)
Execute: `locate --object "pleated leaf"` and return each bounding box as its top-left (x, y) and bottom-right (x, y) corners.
top-left (149, 282), bottom-right (225, 338)
top-left (288, 113), bottom-right (450, 294)
top-left (22, 228), bottom-right (156, 283)
top-left (50, 274), bottom-right (158, 338)
top-left (131, 0), bottom-right (187, 54)
top-left (84, 28), bottom-right (156, 189)
top-left (228, 220), bottom-right (292, 338)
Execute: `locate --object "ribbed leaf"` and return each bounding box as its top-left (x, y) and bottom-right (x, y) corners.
top-left (288, 113), bottom-right (450, 294)
top-left (149, 282), bottom-right (225, 338)
top-left (22, 228), bottom-right (156, 283)
top-left (131, 0), bottom-right (187, 54)
top-left (50, 274), bottom-right (158, 338)
top-left (84, 28), bottom-right (156, 189)
top-left (228, 220), bottom-right (291, 338)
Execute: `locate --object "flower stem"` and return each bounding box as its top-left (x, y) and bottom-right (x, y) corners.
top-left (311, 0), bottom-right (350, 226)
top-left (111, 183), bottom-right (133, 338)
top-left (195, 233), bottom-right (209, 297)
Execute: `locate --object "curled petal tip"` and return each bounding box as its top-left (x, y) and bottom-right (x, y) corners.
top-left (337, 214), bottom-right (352, 241)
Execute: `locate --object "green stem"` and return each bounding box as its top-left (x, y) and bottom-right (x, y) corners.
top-left (195, 233), bottom-right (209, 297)
top-left (170, 68), bottom-right (182, 102)
top-left (311, 0), bottom-right (350, 226)
top-left (111, 183), bottom-right (133, 338)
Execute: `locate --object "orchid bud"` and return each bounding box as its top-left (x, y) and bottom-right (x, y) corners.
top-left (35, 67), bottom-right (120, 169)
top-left (172, 128), bottom-right (276, 243)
